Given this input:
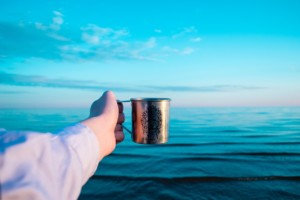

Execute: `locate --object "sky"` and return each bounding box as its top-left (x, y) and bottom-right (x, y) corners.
top-left (0, 0), bottom-right (300, 108)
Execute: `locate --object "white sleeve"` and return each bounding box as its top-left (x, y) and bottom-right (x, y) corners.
top-left (0, 123), bottom-right (101, 200)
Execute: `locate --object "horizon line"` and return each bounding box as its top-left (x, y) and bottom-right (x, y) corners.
top-left (1, 105), bottom-right (300, 109)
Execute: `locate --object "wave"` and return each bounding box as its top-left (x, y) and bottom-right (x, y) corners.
top-left (91, 175), bottom-right (300, 183)
top-left (120, 142), bottom-right (300, 149)
top-left (111, 152), bottom-right (300, 158)
top-left (110, 153), bottom-right (232, 161)
top-left (242, 134), bottom-right (287, 138)
top-left (187, 152), bottom-right (300, 156)
top-left (110, 153), bottom-right (153, 158)
top-left (214, 129), bottom-right (253, 133)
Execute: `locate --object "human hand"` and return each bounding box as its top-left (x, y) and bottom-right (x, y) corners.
top-left (81, 91), bottom-right (125, 159)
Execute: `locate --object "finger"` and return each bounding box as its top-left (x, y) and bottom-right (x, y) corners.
top-left (115, 131), bottom-right (125, 143)
top-left (118, 113), bottom-right (125, 124)
top-left (117, 102), bottom-right (124, 113)
top-left (115, 124), bottom-right (123, 131)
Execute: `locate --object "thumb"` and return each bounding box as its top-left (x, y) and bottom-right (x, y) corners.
top-left (90, 91), bottom-right (118, 122)
top-left (97, 91), bottom-right (118, 124)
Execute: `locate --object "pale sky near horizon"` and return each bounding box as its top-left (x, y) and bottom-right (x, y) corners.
top-left (0, 0), bottom-right (300, 108)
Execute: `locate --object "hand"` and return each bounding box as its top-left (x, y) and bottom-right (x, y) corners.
top-left (88, 91), bottom-right (125, 144)
top-left (81, 91), bottom-right (125, 159)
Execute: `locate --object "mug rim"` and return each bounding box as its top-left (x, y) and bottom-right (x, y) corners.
top-left (130, 98), bottom-right (171, 102)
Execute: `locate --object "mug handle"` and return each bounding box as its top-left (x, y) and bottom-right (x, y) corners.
top-left (122, 125), bottom-right (132, 134)
top-left (117, 100), bottom-right (132, 134)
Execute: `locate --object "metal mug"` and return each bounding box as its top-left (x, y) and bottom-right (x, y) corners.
top-left (119, 98), bottom-right (171, 144)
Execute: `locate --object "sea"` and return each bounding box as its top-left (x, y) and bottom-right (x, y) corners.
top-left (1, 107), bottom-right (300, 199)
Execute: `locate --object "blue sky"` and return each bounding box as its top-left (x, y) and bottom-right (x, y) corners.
top-left (0, 0), bottom-right (300, 107)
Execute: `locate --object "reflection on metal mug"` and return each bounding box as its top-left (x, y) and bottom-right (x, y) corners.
top-left (118, 98), bottom-right (171, 144)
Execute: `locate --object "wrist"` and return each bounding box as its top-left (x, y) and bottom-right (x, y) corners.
top-left (81, 117), bottom-right (104, 159)
top-left (81, 115), bottom-right (116, 158)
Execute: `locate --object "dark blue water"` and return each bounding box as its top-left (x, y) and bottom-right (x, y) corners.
top-left (1, 107), bottom-right (300, 199)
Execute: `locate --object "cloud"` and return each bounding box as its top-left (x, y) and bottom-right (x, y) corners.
top-left (35, 22), bottom-right (47, 31)
top-left (0, 20), bottom-right (157, 62)
top-left (190, 37), bottom-right (202, 42)
top-left (35, 10), bottom-right (64, 31)
top-left (52, 11), bottom-right (63, 26)
top-left (144, 37), bottom-right (156, 48)
top-left (172, 27), bottom-right (202, 45)
top-left (172, 26), bottom-right (198, 39)
top-left (48, 33), bottom-right (69, 41)
top-left (39, 11), bottom-right (67, 40)
top-left (60, 36), bottom-right (160, 62)
top-left (154, 29), bottom-right (162, 33)
top-left (0, 22), bottom-right (68, 61)
top-left (82, 32), bottom-right (100, 45)
top-left (53, 11), bottom-right (63, 16)
top-left (163, 46), bottom-right (195, 55)
top-left (147, 85), bottom-right (263, 92)
top-left (0, 71), bottom-right (264, 93)
top-left (80, 24), bottom-right (129, 45)
top-left (81, 24), bottom-right (129, 38)
top-left (74, 25), bottom-right (158, 61)
top-left (181, 47), bottom-right (195, 55)
top-left (0, 11), bottom-right (200, 63)
top-left (0, 71), bottom-right (147, 92)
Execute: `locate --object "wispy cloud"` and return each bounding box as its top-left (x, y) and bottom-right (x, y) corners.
top-left (35, 11), bottom-right (64, 31)
top-left (0, 22), bottom-right (68, 61)
top-left (51, 11), bottom-right (64, 30)
top-left (172, 27), bottom-right (203, 45)
top-left (0, 71), bottom-right (146, 92)
top-left (172, 26), bottom-right (198, 39)
top-left (80, 24), bottom-right (129, 45)
top-left (34, 11), bottom-right (67, 41)
top-left (60, 33), bottom-right (159, 61)
top-left (0, 11), bottom-right (200, 63)
top-left (190, 37), bottom-right (202, 42)
top-left (163, 46), bottom-right (195, 55)
top-left (147, 85), bottom-right (263, 92)
top-left (0, 71), bottom-right (264, 93)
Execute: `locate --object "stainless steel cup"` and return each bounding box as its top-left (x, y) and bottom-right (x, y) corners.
top-left (121, 98), bottom-right (171, 144)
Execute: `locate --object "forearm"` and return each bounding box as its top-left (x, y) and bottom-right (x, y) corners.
top-left (0, 123), bottom-right (100, 200)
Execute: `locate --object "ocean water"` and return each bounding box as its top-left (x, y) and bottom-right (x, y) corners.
top-left (1, 107), bottom-right (300, 199)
